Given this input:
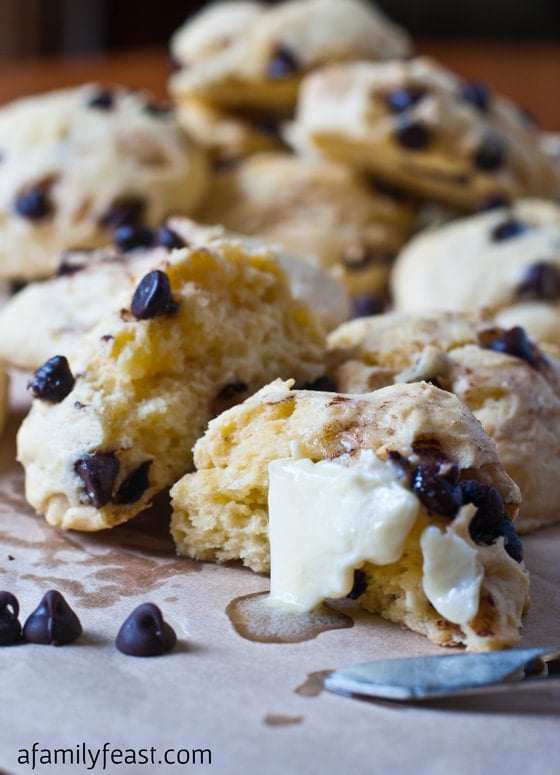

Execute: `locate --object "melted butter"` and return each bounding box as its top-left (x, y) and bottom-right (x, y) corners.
top-left (226, 592), bottom-right (353, 643)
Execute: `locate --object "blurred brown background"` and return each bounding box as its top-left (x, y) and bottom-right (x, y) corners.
top-left (0, 0), bottom-right (558, 61)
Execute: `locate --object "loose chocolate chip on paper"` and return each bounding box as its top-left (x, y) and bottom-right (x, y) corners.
top-left (116, 603), bottom-right (177, 656)
top-left (22, 590), bottom-right (82, 646)
top-left (0, 591), bottom-right (22, 646)
top-left (75, 451), bottom-right (120, 508)
top-left (131, 270), bottom-right (179, 320)
top-left (28, 355), bottom-right (75, 403)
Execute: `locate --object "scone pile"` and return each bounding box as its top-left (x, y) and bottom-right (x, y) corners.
top-left (3, 0), bottom-right (560, 652)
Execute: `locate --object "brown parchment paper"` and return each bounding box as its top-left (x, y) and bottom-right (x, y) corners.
top-left (1, 371), bottom-right (560, 775)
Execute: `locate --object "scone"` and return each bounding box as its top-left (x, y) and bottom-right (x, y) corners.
top-left (391, 199), bottom-right (560, 347)
top-left (327, 310), bottom-right (560, 533)
top-left (171, 379), bottom-right (529, 651)
top-left (0, 218), bottom-right (348, 371)
top-left (0, 84), bottom-right (208, 280)
top-left (289, 58), bottom-right (558, 210)
top-left (17, 241), bottom-right (326, 531)
top-left (169, 0), bottom-right (411, 117)
top-left (196, 151), bottom-right (416, 302)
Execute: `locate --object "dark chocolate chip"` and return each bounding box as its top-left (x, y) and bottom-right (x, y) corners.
top-left (130, 270), bottom-right (179, 320)
top-left (500, 516), bottom-right (524, 563)
top-left (474, 135), bottom-right (507, 171)
top-left (459, 82), bottom-right (490, 111)
top-left (22, 590), bottom-right (82, 646)
top-left (0, 591), bottom-right (21, 646)
top-left (253, 116), bottom-right (281, 138)
top-left (476, 194), bottom-right (510, 212)
top-left (395, 117), bottom-right (431, 150)
top-left (301, 375), bottom-right (337, 392)
top-left (86, 88), bottom-right (115, 110)
top-left (100, 196), bottom-right (145, 228)
top-left (351, 294), bottom-right (386, 318)
top-left (75, 451), bottom-right (120, 508)
top-left (217, 380), bottom-right (248, 401)
top-left (57, 251), bottom-right (88, 276)
top-left (411, 462), bottom-right (463, 518)
top-left (347, 569), bottom-right (368, 600)
top-left (116, 602), bottom-right (177, 656)
top-left (387, 450), bottom-right (411, 479)
top-left (486, 326), bottom-right (537, 367)
top-left (386, 87), bottom-right (427, 113)
top-left (267, 45), bottom-right (299, 79)
top-left (113, 224), bottom-right (154, 252)
top-left (156, 226), bottom-right (186, 250)
top-left (27, 355), bottom-right (75, 403)
top-left (490, 218), bottom-right (529, 242)
top-left (144, 100), bottom-right (173, 117)
top-left (14, 184), bottom-right (53, 220)
top-left (114, 461), bottom-right (152, 505)
top-left (516, 261), bottom-right (560, 301)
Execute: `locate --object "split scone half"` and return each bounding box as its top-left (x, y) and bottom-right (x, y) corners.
top-left (17, 241), bottom-right (326, 531)
top-left (171, 379), bottom-right (530, 651)
top-left (327, 310), bottom-right (560, 533)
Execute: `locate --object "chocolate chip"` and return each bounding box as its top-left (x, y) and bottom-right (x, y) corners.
top-left (116, 603), bottom-right (177, 656)
top-left (0, 591), bottom-right (21, 646)
top-left (461, 481), bottom-right (523, 562)
top-left (217, 380), bottom-right (248, 401)
top-left (114, 224), bottom-right (154, 252)
top-left (301, 375), bottom-right (337, 392)
top-left (114, 461), bottom-right (152, 504)
top-left (386, 87), bottom-right (427, 112)
top-left (144, 100), bottom-right (173, 117)
top-left (459, 82), bottom-right (490, 111)
top-left (474, 135), bottom-right (507, 171)
top-left (351, 295), bottom-right (386, 318)
top-left (86, 88), bottom-right (115, 110)
top-left (500, 517), bottom-right (524, 563)
top-left (486, 326), bottom-right (537, 367)
top-left (490, 218), bottom-right (529, 242)
top-left (131, 270), bottom-right (179, 320)
top-left (22, 590), bottom-right (82, 646)
top-left (347, 569), bottom-right (368, 600)
top-left (476, 194), bottom-right (510, 212)
top-left (100, 196), bottom-right (145, 229)
top-left (27, 355), bottom-right (75, 403)
top-left (155, 226), bottom-right (186, 250)
top-left (267, 45), bottom-right (299, 79)
top-left (75, 451), bottom-right (120, 508)
top-left (57, 251), bottom-right (88, 276)
top-left (14, 183), bottom-right (53, 220)
top-left (411, 462), bottom-right (463, 517)
top-left (387, 450), bottom-right (411, 479)
top-left (253, 116), bottom-right (281, 138)
top-left (395, 117), bottom-right (431, 150)
top-left (516, 261), bottom-right (560, 301)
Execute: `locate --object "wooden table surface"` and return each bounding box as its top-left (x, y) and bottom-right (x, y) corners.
top-left (0, 41), bottom-right (559, 131)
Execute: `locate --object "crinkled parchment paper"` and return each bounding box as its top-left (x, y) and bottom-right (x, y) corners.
top-left (1, 372), bottom-right (560, 775)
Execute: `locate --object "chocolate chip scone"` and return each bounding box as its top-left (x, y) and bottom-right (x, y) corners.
top-left (327, 310), bottom-right (560, 533)
top-left (0, 84), bottom-right (208, 280)
top-left (169, 0), bottom-right (411, 118)
top-left (289, 58), bottom-right (557, 210)
top-left (0, 218), bottom-right (347, 371)
top-left (17, 241), bottom-right (326, 531)
top-left (391, 199), bottom-right (560, 347)
top-left (171, 379), bottom-right (529, 651)
top-left (196, 151), bottom-right (416, 305)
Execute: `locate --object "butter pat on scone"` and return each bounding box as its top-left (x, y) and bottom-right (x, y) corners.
top-left (171, 380), bottom-right (529, 651)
